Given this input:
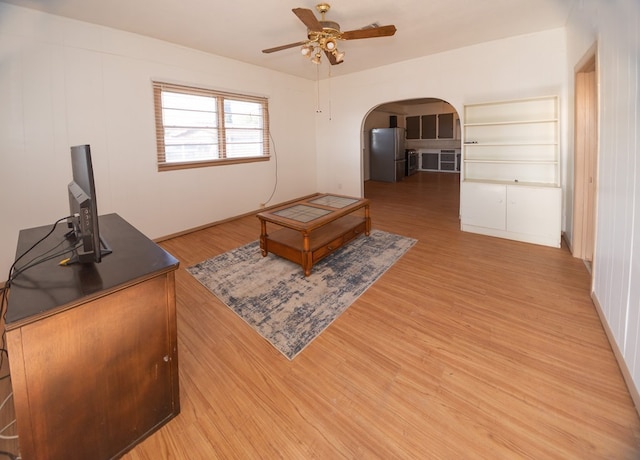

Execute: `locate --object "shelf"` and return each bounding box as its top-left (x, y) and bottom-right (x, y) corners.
top-left (464, 143), bottom-right (557, 163)
top-left (462, 95), bottom-right (559, 186)
top-left (464, 123), bottom-right (557, 145)
top-left (464, 142), bottom-right (557, 146)
top-left (464, 96), bottom-right (558, 124)
top-left (464, 161), bottom-right (557, 184)
top-left (464, 119), bottom-right (557, 127)
top-left (465, 159), bottom-right (557, 164)
top-left (463, 179), bottom-right (560, 188)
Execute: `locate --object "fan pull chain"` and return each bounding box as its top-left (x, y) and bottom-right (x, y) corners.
top-left (316, 64), bottom-right (322, 113)
top-left (327, 67), bottom-right (332, 121)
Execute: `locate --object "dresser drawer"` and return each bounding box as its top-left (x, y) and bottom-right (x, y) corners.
top-left (313, 235), bottom-right (344, 260)
top-left (343, 222), bottom-right (366, 244)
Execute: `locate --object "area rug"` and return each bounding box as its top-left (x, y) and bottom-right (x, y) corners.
top-left (187, 229), bottom-right (417, 360)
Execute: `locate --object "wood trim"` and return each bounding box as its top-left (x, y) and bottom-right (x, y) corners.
top-left (572, 42), bottom-right (598, 261)
top-left (153, 193), bottom-right (322, 242)
top-left (157, 155), bottom-right (270, 172)
top-left (591, 291), bottom-right (640, 412)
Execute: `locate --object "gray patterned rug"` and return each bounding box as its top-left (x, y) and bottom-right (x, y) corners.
top-left (187, 229), bottom-right (416, 360)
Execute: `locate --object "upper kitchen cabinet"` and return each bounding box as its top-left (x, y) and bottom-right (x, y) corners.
top-left (406, 116), bottom-right (420, 139)
top-left (460, 95), bottom-right (561, 248)
top-left (404, 99), bottom-right (460, 141)
top-left (406, 112), bottom-right (457, 139)
top-left (421, 114), bottom-right (437, 139)
top-left (437, 113), bottom-right (454, 138)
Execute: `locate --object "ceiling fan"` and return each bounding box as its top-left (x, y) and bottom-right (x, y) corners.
top-left (262, 3), bottom-right (397, 65)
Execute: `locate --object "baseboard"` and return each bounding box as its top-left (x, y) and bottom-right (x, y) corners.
top-left (591, 291), bottom-right (640, 416)
top-left (561, 231), bottom-right (573, 253)
top-left (460, 224), bottom-right (561, 248)
top-left (154, 193), bottom-right (321, 243)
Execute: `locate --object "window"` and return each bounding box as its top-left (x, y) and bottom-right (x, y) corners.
top-left (153, 81), bottom-right (270, 171)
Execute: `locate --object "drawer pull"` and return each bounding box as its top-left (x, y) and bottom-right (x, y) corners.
top-left (328, 246), bottom-right (334, 251)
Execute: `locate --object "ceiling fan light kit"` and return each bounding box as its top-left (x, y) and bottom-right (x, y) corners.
top-left (262, 3), bottom-right (397, 66)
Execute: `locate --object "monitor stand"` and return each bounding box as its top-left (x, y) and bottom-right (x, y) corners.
top-left (63, 233), bottom-right (112, 265)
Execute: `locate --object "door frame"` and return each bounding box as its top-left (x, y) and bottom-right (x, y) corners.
top-left (572, 42), bottom-right (598, 265)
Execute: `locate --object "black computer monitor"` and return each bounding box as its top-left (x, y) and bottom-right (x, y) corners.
top-left (67, 144), bottom-right (111, 263)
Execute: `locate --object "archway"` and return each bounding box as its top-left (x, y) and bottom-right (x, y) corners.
top-left (362, 98), bottom-right (461, 183)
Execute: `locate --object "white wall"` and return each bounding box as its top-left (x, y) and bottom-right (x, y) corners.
top-left (314, 28), bottom-right (567, 199)
top-left (0, 4), bottom-right (318, 273)
top-left (566, 0), bottom-right (640, 398)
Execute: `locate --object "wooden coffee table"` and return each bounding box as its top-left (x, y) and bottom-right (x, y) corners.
top-left (257, 194), bottom-right (371, 276)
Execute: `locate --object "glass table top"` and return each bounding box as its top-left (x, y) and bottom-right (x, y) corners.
top-left (272, 204), bottom-right (332, 223)
top-left (308, 195), bottom-right (359, 208)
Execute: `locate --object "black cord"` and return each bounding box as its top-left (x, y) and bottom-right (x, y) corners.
top-left (0, 215), bottom-right (73, 374)
top-left (0, 218), bottom-right (68, 460)
top-left (262, 131), bottom-right (279, 207)
top-left (8, 241), bottom-right (80, 282)
top-left (5, 215), bottom-right (74, 286)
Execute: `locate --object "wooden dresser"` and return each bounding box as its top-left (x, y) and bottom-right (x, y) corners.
top-left (4, 214), bottom-right (180, 459)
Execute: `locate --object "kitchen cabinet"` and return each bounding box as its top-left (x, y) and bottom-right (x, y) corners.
top-left (438, 113), bottom-right (454, 138)
top-left (406, 116), bottom-right (420, 139)
top-left (421, 114), bottom-right (437, 139)
top-left (405, 112), bottom-right (458, 140)
top-left (439, 150), bottom-right (456, 171)
top-left (420, 149), bottom-right (461, 173)
top-left (421, 150), bottom-right (439, 170)
top-left (460, 96), bottom-right (561, 247)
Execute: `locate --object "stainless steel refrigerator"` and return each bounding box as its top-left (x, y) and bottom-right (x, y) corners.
top-left (370, 128), bottom-right (406, 182)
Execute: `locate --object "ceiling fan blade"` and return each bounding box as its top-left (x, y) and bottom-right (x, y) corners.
top-left (323, 49), bottom-right (344, 66)
top-left (292, 7), bottom-right (323, 32)
top-left (341, 25), bottom-right (397, 40)
top-left (262, 41), bottom-right (308, 54)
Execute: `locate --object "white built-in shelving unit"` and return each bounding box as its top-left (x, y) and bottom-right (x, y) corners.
top-left (460, 96), bottom-right (561, 247)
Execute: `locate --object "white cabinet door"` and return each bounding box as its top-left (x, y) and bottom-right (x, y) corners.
top-left (460, 182), bottom-right (506, 230)
top-left (507, 185), bottom-right (561, 242)
top-left (461, 182), bottom-right (561, 247)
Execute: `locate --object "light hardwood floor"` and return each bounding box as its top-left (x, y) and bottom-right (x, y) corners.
top-left (125, 172), bottom-right (640, 459)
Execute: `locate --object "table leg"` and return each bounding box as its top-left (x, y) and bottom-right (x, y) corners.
top-left (302, 231), bottom-right (312, 276)
top-left (259, 219), bottom-right (268, 257)
top-left (365, 204), bottom-right (371, 236)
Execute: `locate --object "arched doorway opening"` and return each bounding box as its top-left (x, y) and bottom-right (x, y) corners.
top-left (363, 98), bottom-right (461, 182)
top-left (361, 97), bottom-right (463, 230)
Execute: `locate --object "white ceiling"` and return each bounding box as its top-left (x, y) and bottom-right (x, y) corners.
top-left (1, 0), bottom-right (577, 80)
